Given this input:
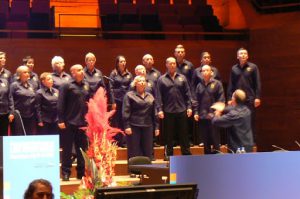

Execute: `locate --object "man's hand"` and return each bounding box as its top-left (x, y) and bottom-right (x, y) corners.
top-left (58, 122), bottom-right (66, 129)
top-left (214, 110), bottom-right (222, 117)
top-left (158, 111), bottom-right (164, 119)
top-left (254, 99), bottom-right (261, 108)
top-left (187, 109), bottom-right (192, 117)
top-left (155, 129), bottom-right (160, 136)
top-left (8, 114), bottom-right (14, 122)
top-left (125, 128), bottom-right (132, 135)
top-left (194, 114), bottom-right (199, 121)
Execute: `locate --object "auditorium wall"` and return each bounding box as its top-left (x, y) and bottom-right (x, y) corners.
top-left (249, 19), bottom-right (300, 151)
top-left (232, 0), bottom-right (300, 151)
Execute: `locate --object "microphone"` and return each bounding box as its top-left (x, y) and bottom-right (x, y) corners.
top-left (272, 145), bottom-right (288, 152)
top-left (213, 149), bottom-right (224, 154)
top-left (295, 140), bottom-right (300, 148)
top-left (103, 75), bottom-right (114, 82)
top-left (223, 145), bottom-right (235, 154)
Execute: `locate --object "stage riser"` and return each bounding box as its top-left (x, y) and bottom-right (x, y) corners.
top-left (60, 145), bottom-right (257, 195)
top-left (61, 184), bottom-right (79, 195)
top-left (116, 146), bottom-right (206, 160)
top-left (60, 146), bottom-right (256, 178)
top-left (60, 146), bottom-right (205, 178)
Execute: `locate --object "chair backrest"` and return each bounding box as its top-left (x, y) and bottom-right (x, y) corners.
top-left (128, 156), bottom-right (151, 165)
top-left (136, 0), bottom-right (153, 5)
top-left (31, 0), bottom-right (50, 14)
top-left (10, 0), bottom-right (30, 20)
top-left (119, 2), bottom-right (138, 15)
top-left (100, 0), bottom-right (116, 4)
top-left (128, 156), bottom-right (151, 174)
top-left (0, 0), bottom-right (9, 16)
top-left (173, 0), bottom-right (188, 4)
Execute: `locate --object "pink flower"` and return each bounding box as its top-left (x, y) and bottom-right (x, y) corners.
top-left (80, 88), bottom-right (123, 192)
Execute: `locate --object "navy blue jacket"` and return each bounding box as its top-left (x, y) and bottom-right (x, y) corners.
top-left (52, 71), bottom-right (71, 89)
top-left (109, 69), bottom-right (133, 103)
top-left (0, 78), bottom-right (14, 115)
top-left (146, 67), bottom-right (161, 87)
top-left (157, 72), bottom-right (192, 113)
top-left (13, 71), bottom-right (40, 91)
top-left (123, 91), bottom-right (158, 130)
top-left (227, 62), bottom-right (261, 103)
top-left (10, 81), bottom-right (36, 118)
top-left (83, 67), bottom-right (105, 96)
top-left (192, 65), bottom-right (221, 91)
top-left (194, 78), bottom-right (225, 119)
top-left (176, 59), bottom-right (194, 85)
top-left (58, 79), bottom-right (90, 126)
top-left (36, 86), bottom-right (59, 123)
top-left (212, 105), bottom-right (254, 149)
top-left (0, 68), bottom-right (12, 83)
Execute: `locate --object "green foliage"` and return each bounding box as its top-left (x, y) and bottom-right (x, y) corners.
top-left (60, 192), bottom-right (74, 199)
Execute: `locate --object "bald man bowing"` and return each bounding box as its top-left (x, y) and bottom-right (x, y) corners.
top-left (212, 89), bottom-right (254, 153)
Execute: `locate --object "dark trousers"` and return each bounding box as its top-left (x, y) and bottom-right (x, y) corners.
top-left (0, 114), bottom-right (9, 136)
top-left (37, 122), bottom-right (59, 135)
top-left (164, 111), bottom-right (191, 156)
top-left (112, 100), bottom-right (126, 146)
top-left (11, 115), bottom-right (36, 135)
top-left (246, 102), bottom-right (256, 143)
top-left (228, 135), bottom-right (253, 153)
top-left (187, 117), bottom-right (195, 144)
top-left (61, 124), bottom-right (88, 177)
top-left (198, 119), bottom-right (220, 154)
top-left (127, 125), bottom-right (153, 159)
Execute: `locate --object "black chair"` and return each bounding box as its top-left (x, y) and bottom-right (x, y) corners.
top-left (128, 156), bottom-right (151, 177)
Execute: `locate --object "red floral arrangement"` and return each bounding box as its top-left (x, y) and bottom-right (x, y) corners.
top-left (62, 87), bottom-right (122, 199)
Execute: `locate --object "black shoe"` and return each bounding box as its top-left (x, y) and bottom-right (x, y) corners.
top-left (151, 157), bottom-right (156, 161)
top-left (164, 156), bottom-right (170, 161)
top-left (62, 174), bottom-right (70, 181)
top-left (71, 154), bottom-right (77, 163)
top-left (77, 175), bottom-right (84, 180)
top-left (130, 174), bottom-right (136, 178)
top-left (153, 142), bottom-right (161, 147)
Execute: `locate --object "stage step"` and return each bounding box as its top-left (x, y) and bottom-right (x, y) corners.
top-left (59, 145), bottom-right (256, 177)
top-left (60, 146), bottom-right (206, 178)
top-left (117, 145), bottom-right (206, 160)
top-left (60, 145), bottom-right (256, 177)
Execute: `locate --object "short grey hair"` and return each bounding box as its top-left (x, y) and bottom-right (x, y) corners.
top-left (51, 56), bottom-right (64, 68)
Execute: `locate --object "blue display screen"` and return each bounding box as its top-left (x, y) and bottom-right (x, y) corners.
top-left (3, 135), bottom-right (60, 199)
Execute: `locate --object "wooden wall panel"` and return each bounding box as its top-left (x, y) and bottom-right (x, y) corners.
top-left (0, 39), bottom-right (245, 79)
top-left (249, 21), bottom-right (300, 151)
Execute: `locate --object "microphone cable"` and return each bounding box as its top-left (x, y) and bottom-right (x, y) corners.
top-left (14, 110), bottom-right (27, 136)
